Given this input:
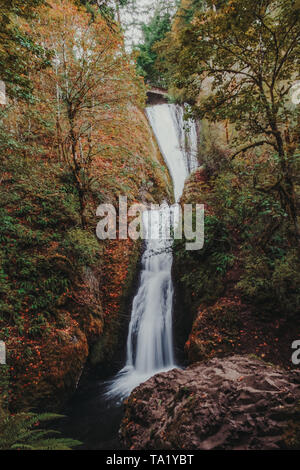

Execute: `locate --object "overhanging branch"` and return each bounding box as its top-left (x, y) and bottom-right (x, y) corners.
top-left (230, 140), bottom-right (272, 160)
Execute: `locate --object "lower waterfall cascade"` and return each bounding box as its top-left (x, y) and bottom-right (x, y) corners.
top-left (107, 103), bottom-right (198, 399)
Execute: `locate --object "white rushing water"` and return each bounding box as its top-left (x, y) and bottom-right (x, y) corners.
top-left (147, 104), bottom-right (198, 202)
top-left (107, 104), bottom-right (198, 399)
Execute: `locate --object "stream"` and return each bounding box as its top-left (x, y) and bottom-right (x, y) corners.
top-left (56, 103), bottom-right (198, 449)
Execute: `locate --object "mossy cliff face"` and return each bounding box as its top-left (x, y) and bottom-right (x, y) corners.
top-left (173, 137), bottom-right (300, 369)
top-left (88, 237), bottom-right (142, 375)
top-left (0, 105), bottom-right (172, 412)
top-left (172, 166), bottom-right (232, 363)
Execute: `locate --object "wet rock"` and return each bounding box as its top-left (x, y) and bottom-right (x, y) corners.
top-left (120, 355), bottom-right (300, 450)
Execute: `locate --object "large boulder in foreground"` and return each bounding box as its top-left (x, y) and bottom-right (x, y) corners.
top-left (120, 355), bottom-right (300, 450)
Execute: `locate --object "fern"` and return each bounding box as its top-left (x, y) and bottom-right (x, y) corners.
top-left (0, 410), bottom-right (81, 450)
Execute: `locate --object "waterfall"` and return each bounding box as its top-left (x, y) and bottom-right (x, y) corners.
top-left (107, 104), bottom-right (198, 400)
top-left (147, 104), bottom-right (198, 202)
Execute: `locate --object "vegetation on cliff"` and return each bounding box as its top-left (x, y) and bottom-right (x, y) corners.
top-left (136, 9), bottom-right (172, 86)
top-left (1, 0), bottom-right (300, 451)
top-left (155, 0), bottom-right (300, 366)
top-left (0, 0), bottom-right (171, 417)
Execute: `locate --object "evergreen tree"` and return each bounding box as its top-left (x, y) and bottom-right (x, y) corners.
top-left (137, 9), bottom-right (172, 86)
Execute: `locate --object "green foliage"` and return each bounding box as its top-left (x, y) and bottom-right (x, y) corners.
top-left (0, 0), bottom-right (174, 416)
top-left (204, 157), bottom-right (300, 317)
top-left (136, 10), bottom-right (172, 86)
top-left (173, 138), bottom-right (299, 318)
top-left (176, 0), bottom-right (206, 24)
top-left (0, 0), bottom-right (51, 100)
top-left (0, 366), bottom-right (10, 411)
top-left (159, 0), bottom-right (300, 241)
top-left (0, 410), bottom-right (81, 450)
top-left (0, 153), bottom-right (101, 336)
top-left (237, 249), bottom-right (300, 317)
top-left (195, 0), bottom-right (299, 282)
top-left (173, 213), bottom-right (233, 306)
top-left (64, 228), bottom-right (101, 266)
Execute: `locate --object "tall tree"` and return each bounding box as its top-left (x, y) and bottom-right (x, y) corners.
top-left (28, 0), bottom-right (144, 227)
top-left (159, 0), bottom-right (300, 242)
top-left (136, 9), bottom-right (172, 86)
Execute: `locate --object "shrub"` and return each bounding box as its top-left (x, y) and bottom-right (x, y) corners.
top-left (0, 410), bottom-right (81, 450)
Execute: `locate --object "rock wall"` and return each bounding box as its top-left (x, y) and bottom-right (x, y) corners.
top-left (171, 101), bottom-right (300, 368)
top-left (1, 105), bottom-right (172, 412)
top-left (121, 355), bottom-right (300, 450)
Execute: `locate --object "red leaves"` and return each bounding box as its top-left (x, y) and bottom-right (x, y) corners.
top-left (101, 238), bottom-right (135, 318)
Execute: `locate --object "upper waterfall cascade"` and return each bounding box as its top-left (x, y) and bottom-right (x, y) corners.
top-left (107, 104), bottom-right (198, 399)
top-left (147, 104), bottom-right (198, 202)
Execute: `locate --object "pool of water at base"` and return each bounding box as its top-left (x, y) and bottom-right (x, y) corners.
top-left (54, 378), bottom-right (124, 450)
